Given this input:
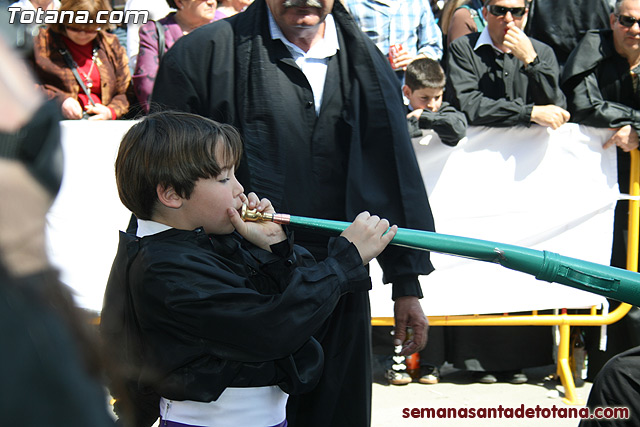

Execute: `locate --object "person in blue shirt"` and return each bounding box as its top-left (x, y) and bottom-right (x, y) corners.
top-left (345, 0), bottom-right (443, 77)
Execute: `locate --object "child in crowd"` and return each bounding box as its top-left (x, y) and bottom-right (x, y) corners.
top-left (404, 57), bottom-right (467, 147)
top-left (100, 111), bottom-right (397, 427)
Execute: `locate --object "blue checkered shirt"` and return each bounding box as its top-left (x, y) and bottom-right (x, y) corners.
top-left (345, 0), bottom-right (443, 61)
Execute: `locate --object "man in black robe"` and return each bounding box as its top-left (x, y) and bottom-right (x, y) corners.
top-left (524, 0), bottom-right (612, 67)
top-left (561, 0), bottom-right (640, 393)
top-left (445, 0), bottom-right (569, 128)
top-left (562, 0), bottom-right (640, 192)
top-left (150, 0), bottom-right (435, 425)
top-left (579, 345), bottom-right (640, 426)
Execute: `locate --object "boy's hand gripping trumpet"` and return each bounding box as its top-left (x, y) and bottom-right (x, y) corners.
top-left (241, 204), bottom-right (640, 306)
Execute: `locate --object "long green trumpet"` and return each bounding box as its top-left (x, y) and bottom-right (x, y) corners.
top-left (241, 205), bottom-right (640, 306)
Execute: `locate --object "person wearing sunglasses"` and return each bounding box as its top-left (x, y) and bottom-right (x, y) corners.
top-left (30, 0), bottom-right (132, 120)
top-left (563, 0), bottom-right (640, 159)
top-left (445, 0), bottom-right (569, 130)
top-left (442, 0), bottom-right (567, 385)
top-left (562, 1), bottom-right (640, 411)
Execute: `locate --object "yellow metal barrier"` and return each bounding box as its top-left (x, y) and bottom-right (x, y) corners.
top-left (372, 149), bottom-right (639, 406)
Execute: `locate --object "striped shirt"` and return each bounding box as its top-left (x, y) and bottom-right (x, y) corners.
top-left (345, 0), bottom-right (443, 61)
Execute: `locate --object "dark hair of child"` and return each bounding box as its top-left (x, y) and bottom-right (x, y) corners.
top-left (115, 111), bottom-right (243, 221)
top-left (405, 57), bottom-right (447, 91)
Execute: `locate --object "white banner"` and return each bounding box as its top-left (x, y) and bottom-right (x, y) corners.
top-left (46, 122), bottom-right (619, 314)
top-left (46, 120), bottom-right (135, 311)
top-left (370, 124), bottom-right (618, 316)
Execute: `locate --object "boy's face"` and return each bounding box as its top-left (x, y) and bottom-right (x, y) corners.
top-left (403, 86), bottom-right (444, 112)
top-left (180, 165), bottom-right (245, 235)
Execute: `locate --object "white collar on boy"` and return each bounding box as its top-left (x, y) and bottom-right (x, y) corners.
top-left (136, 219), bottom-right (172, 238)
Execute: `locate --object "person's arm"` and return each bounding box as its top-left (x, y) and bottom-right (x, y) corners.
top-left (406, 115), bottom-right (423, 138)
top-left (133, 21), bottom-right (161, 113)
top-left (134, 234), bottom-right (371, 363)
top-left (358, 34), bottom-right (433, 355)
top-left (416, 3), bottom-right (443, 60)
top-left (30, 29), bottom-right (75, 105)
top-left (374, 235), bottom-right (430, 356)
top-left (565, 69), bottom-right (640, 151)
top-left (96, 35), bottom-right (131, 119)
top-left (519, 40), bottom-right (567, 108)
top-left (501, 24), bottom-right (567, 110)
top-left (518, 41), bottom-right (571, 128)
top-left (566, 70), bottom-right (640, 133)
top-left (447, 7), bottom-right (477, 47)
top-left (445, 37), bottom-right (533, 126)
top-left (136, 207), bottom-right (395, 364)
top-left (35, 80), bottom-right (72, 106)
top-left (418, 102), bottom-right (468, 146)
top-left (391, 280), bottom-right (428, 356)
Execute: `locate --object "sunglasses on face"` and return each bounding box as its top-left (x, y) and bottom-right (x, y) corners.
top-left (66, 26), bottom-right (101, 33)
top-left (617, 14), bottom-right (640, 28)
top-left (486, 5), bottom-right (527, 18)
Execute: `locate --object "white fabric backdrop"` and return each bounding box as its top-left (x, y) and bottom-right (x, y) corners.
top-left (46, 121), bottom-right (619, 314)
top-left (370, 124), bottom-right (618, 316)
top-left (46, 121), bottom-right (135, 311)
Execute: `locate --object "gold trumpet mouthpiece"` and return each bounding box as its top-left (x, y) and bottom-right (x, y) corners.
top-left (240, 204), bottom-right (291, 225)
top-left (240, 204), bottom-right (274, 222)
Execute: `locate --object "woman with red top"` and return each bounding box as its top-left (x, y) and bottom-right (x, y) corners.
top-left (30, 0), bottom-right (132, 120)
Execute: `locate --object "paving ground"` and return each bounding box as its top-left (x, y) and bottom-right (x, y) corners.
top-left (371, 364), bottom-right (593, 427)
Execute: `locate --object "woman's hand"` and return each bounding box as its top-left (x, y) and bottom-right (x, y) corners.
top-left (61, 97), bottom-right (83, 120)
top-left (228, 192), bottom-right (287, 252)
top-left (340, 211), bottom-right (397, 265)
top-left (85, 103), bottom-right (113, 120)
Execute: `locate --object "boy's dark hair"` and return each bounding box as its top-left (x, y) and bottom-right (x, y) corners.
top-left (166, 0), bottom-right (177, 8)
top-left (405, 57), bottom-right (446, 91)
top-left (115, 111), bottom-right (243, 220)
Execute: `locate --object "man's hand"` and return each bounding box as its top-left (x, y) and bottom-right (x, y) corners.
top-left (393, 296), bottom-right (428, 356)
top-left (391, 49), bottom-right (414, 71)
top-left (503, 22), bottom-right (537, 64)
top-left (604, 125), bottom-right (640, 152)
top-left (531, 105), bottom-right (570, 129)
